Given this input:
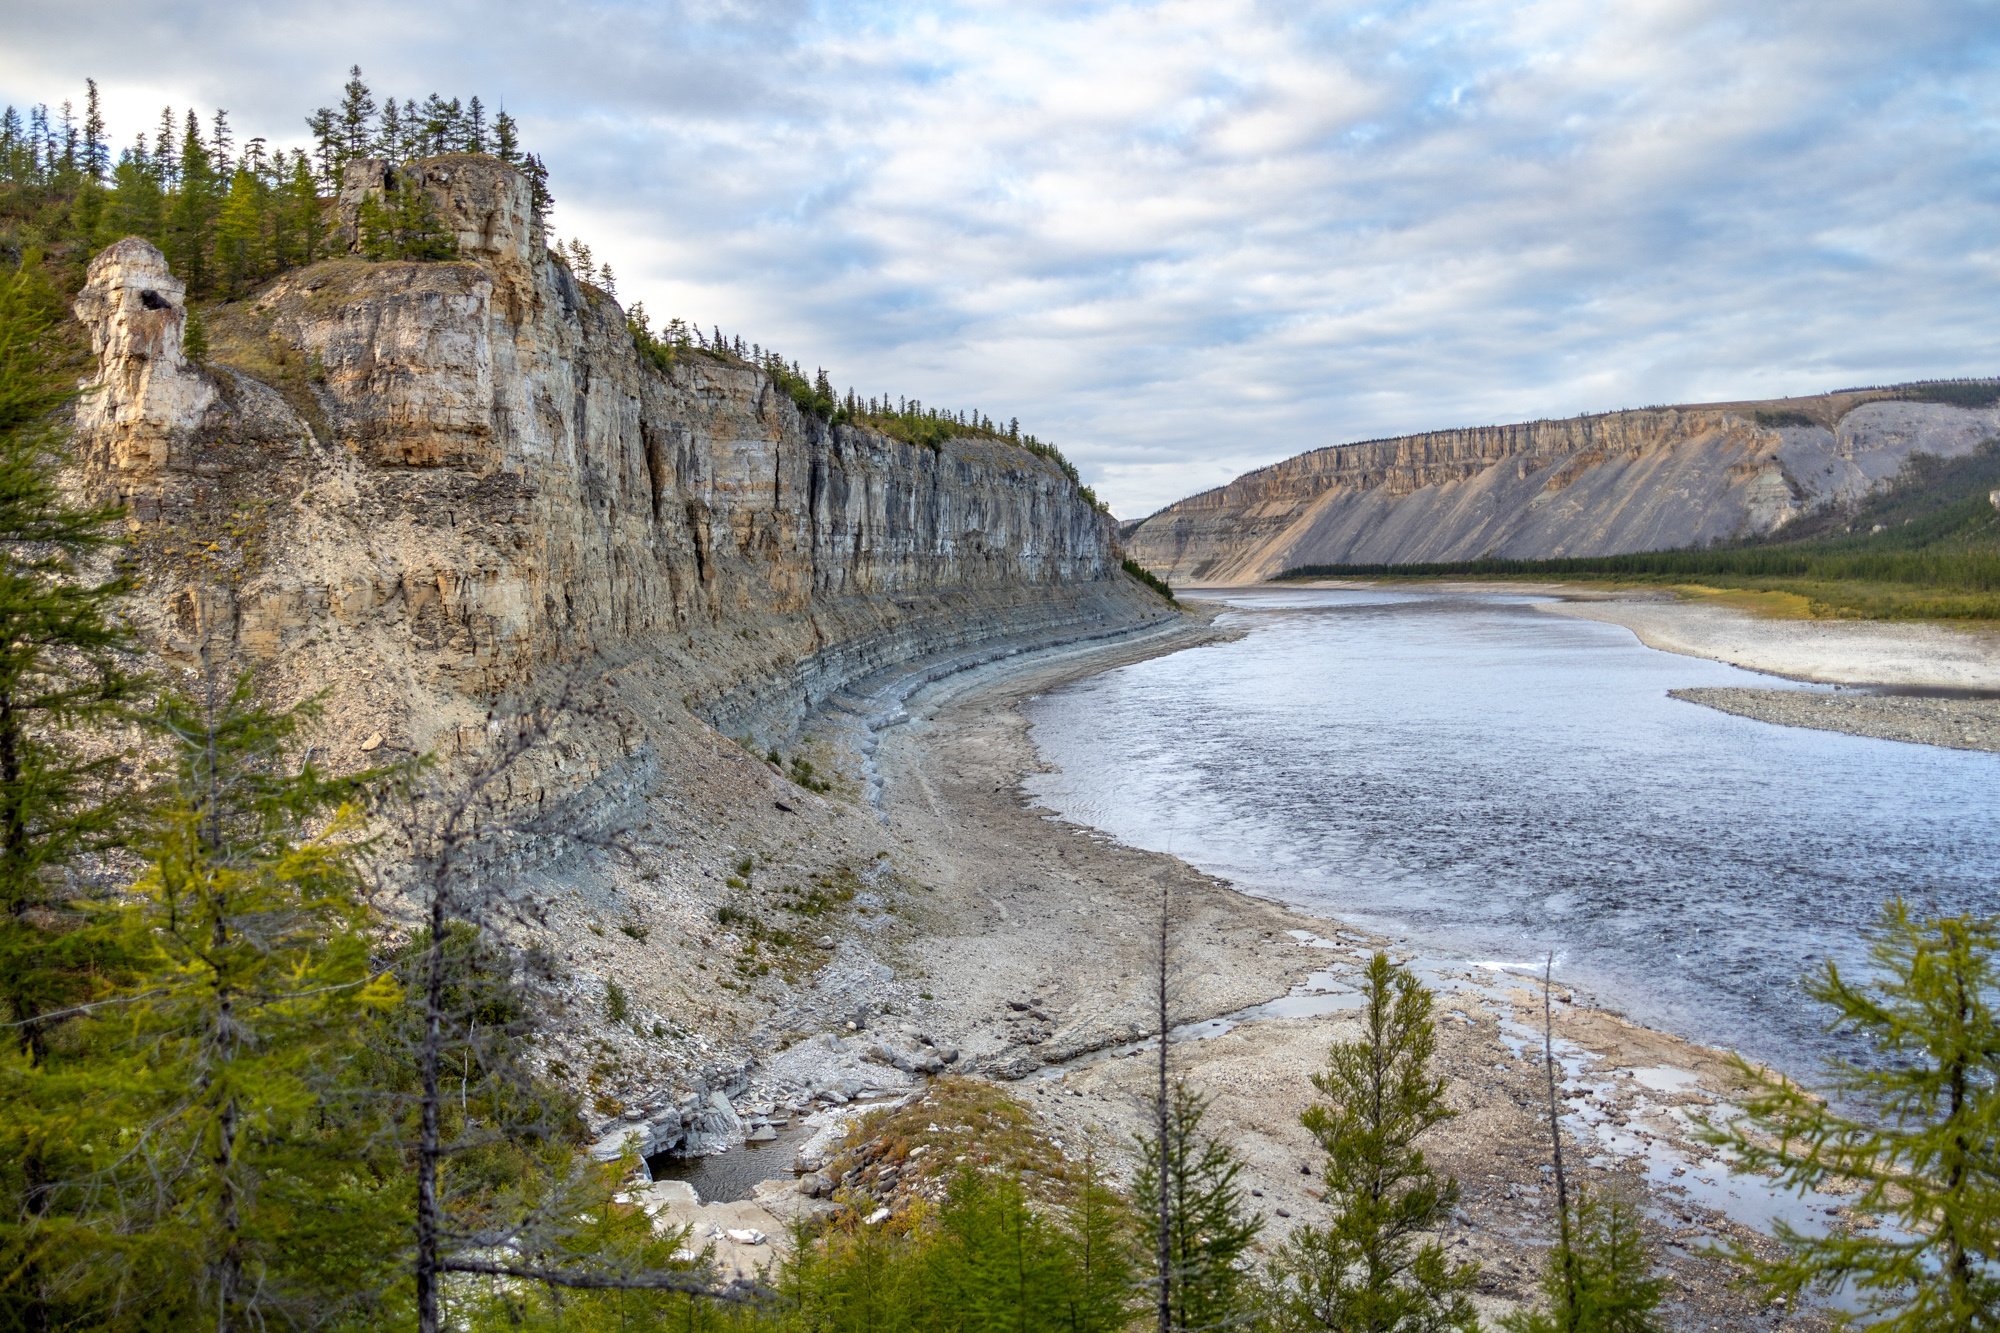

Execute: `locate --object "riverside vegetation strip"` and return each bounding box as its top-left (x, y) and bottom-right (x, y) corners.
top-left (3, 70), bottom-right (1998, 1331)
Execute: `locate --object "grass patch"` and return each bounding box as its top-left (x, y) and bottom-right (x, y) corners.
top-left (820, 1077), bottom-right (1094, 1224)
top-left (712, 863), bottom-right (865, 985)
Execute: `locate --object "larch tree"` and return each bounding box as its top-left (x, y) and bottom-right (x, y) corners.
top-left (106, 667), bottom-right (402, 1330)
top-left (1268, 952), bottom-right (1480, 1333)
top-left (1134, 1079), bottom-right (1264, 1331)
top-left (0, 248), bottom-right (142, 1333)
top-left (1705, 899), bottom-right (2000, 1331)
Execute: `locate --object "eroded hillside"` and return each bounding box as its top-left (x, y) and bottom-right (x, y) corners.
top-left (1129, 391), bottom-right (2000, 585)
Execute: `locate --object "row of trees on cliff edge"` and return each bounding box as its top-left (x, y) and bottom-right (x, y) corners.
top-left (1, 141), bottom-right (1996, 1333)
top-left (0, 70), bottom-right (549, 302)
top-left (0, 73), bottom-right (1113, 518)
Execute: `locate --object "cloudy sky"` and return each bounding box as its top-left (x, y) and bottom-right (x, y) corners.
top-left (7, 1), bottom-right (1998, 516)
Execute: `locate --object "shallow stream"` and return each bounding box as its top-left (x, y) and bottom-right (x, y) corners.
top-left (1023, 588), bottom-right (2000, 1076)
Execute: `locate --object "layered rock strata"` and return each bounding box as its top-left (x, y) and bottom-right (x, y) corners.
top-left (70, 157), bottom-right (1165, 776)
top-left (1130, 397), bottom-right (2000, 585)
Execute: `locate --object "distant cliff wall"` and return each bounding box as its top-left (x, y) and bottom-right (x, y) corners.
top-left (1129, 399), bottom-right (2000, 585)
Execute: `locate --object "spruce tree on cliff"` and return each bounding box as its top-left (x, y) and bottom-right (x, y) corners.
top-left (1268, 953), bottom-right (1480, 1333)
top-left (1706, 899), bottom-right (2000, 1331)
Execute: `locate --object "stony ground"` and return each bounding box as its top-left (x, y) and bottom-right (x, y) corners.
top-left (604, 581), bottom-right (2000, 1327)
top-left (849, 636), bottom-right (1825, 1330)
top-left (1672, 686), bottom-right (2000, 752)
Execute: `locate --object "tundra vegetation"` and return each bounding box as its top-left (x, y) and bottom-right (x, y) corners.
top-left (0, 73), bottom-right (1996, 1333)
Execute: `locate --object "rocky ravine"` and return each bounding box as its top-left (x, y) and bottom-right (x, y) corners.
top-left (68, 154), bottom-right (1175, 1154)
top-left (1129, 391), bottom-right (2000, 584)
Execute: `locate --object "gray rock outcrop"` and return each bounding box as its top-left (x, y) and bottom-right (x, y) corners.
top-left (1129, 393), bottom-right (2000, 584)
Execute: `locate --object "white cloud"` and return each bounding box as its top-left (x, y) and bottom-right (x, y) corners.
top-left (5, 0), bottom-right (1996, 515)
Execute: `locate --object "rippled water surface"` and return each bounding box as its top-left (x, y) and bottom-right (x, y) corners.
top-left (1023, 588), bottom-right (2000, 1072)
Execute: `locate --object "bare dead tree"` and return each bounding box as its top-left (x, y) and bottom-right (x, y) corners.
top-left (1541, 951), bottom-right (1578, 1324)
top-left (1155, 875), bottom-right (1173, 1333)
top-left (365, 667), bottom-right (720, 1332)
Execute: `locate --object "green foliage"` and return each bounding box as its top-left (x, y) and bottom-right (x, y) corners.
top-left (355, 174), bottom-right (459, 262)
top-left (605, 976), bottom-right (630, 1024)
top-left (101, 670), bottom-right (403, 1328)
top-left (0, 263), bottom-right (136, 1065)
top-left (766, 1167), bottom-right (1136, 1333)
top-left (1, 72), bottom-right (529, 307)
top-left (1703, 899), bottom-right (2000, 1330)
top-left (0, 259), bottom-right (144, 1332)
top-left (1754, 408), bottom-right (1819, 428)
top-left (1134, 1078), bottom-right (1264, 1331)
top-left (1500, 1186), bottom-right (1667, 1333)
top-left (1268, 952), bottom-right (1480, 1333)
top-left (1123, 556), bottom-right (1177, 604)
top-left (1897, 380), bottom-right (2000, 409)
top-left (0, 664), bottom-right (409, 1331)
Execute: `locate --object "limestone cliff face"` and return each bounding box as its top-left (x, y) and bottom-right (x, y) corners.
top-left (71, 157), bottom-right (1160, 772)
top-left (1130, 397), bottom-right (2000, 585)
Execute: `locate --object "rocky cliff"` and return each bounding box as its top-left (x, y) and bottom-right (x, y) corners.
top-left (1128, 393), bottom-right (2000, 585)
top-left (67, 156), bottom-right (1175, 1144)
top-left (72, 155), bottom-right (1165, 769)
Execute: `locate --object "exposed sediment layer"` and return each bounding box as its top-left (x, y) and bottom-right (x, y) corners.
top-left (1130, 396), bottom-right (2000, 584)
top-left (69, 155), bottom-right (1168, 785)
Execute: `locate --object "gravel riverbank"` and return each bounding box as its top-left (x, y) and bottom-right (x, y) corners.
top-left (1673, 687), bottom-right (2000, 753)
top-left (846, 622), bottom-right (1824, 1330)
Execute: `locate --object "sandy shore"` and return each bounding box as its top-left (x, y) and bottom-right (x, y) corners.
top-left (1536, 586), bottom-right (2000, 754)
top-left (1535, 588), bottom-right (2000, 690)
top-left (1278, 578), bottom-right (2000, 753)
top-left (835, 619), bottom-right (1830, 1329)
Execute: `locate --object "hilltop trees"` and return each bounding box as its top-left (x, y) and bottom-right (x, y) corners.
top-left (0, 71), bottom-right (539, 304)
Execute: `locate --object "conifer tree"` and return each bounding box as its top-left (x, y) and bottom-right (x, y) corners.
top-left (213, 166), bottom-right (267, 294)
top-left (0, 264), bottom-right (137, 1068)
top-left (208, 107), bottom-right (233, 178)
top-left (493, 110), bottom-right (520, 163)
top-left (154, 106), bottom-right (178, 187)
top-left (1134, 1079), bottom-right (1264, 1331)
top-left (1705, 899), bottom-right (2000, 1330)
top-left (0, 259), bottom-right (140, 1333)
top-left (275, 152), bottom-right (324, 271)
top-left (525, 153), bottom-right (553, 218)
top-left (81, 79), bottom-right (107, 182)
top-left (1501, 1187), bottom-right (1666, 1333)
top-left (337, 65), bottom-right (375, 163)
top-left (165, 110), bottom-right (217, 293)
top-left (1268, 953), bottom-right (1479, 1333)
top-left (305, 106), bottom-right (338, 186)
top-left (376, 97), bottom-right (404, 162)
top-left (104, 666), bottom-right (401, 1330)
top-left (106, 154), bottom-right (165, 246)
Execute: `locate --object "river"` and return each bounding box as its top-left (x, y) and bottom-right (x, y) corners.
top-left (1022, 587), bottom-right (2000, 1074)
